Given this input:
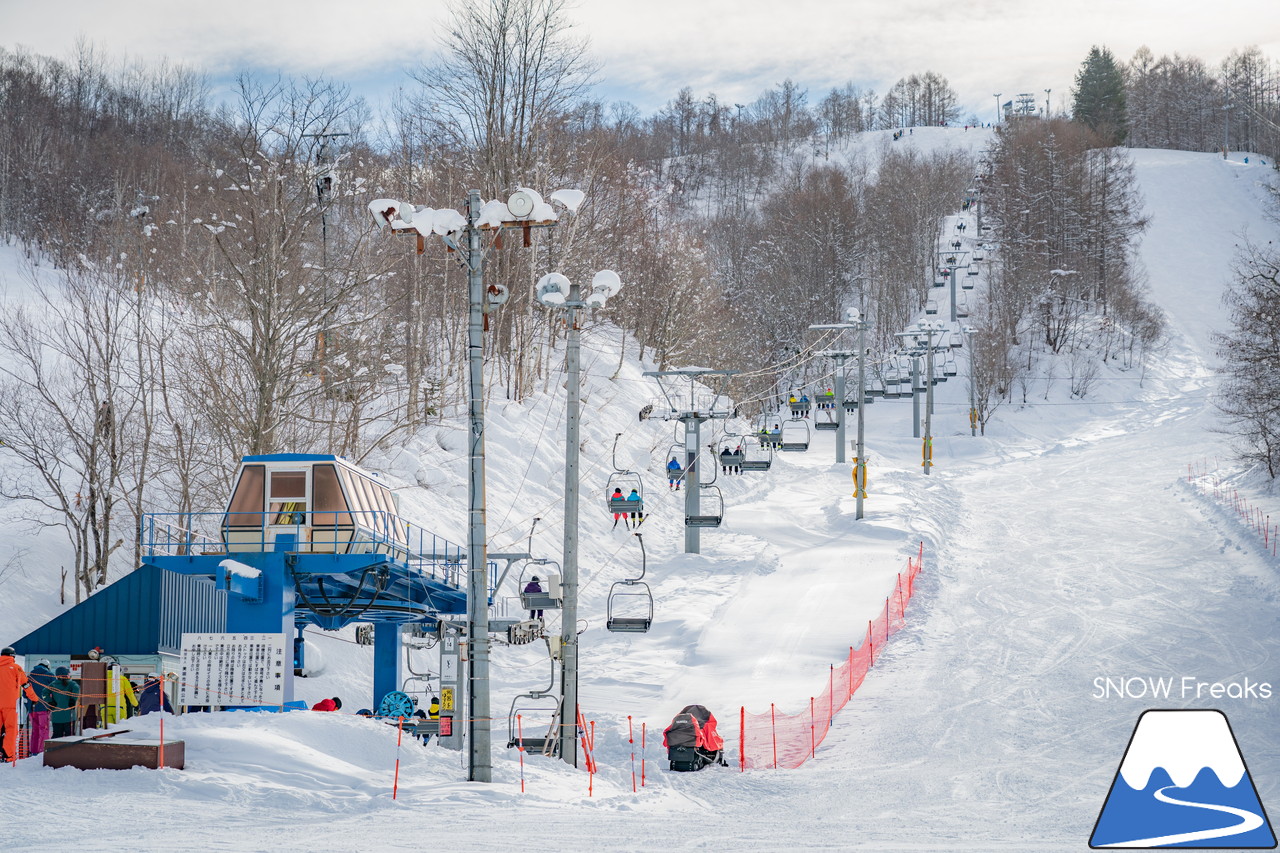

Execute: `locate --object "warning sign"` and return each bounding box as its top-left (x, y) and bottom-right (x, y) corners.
top-left (441, 687), bottom-right (455, 711)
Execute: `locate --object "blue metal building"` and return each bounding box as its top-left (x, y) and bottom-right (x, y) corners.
top-left (12, 454), bottom-right (470, 711)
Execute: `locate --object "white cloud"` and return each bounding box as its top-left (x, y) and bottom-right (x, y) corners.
top-left (2, 0), bottom-right (1277, 116)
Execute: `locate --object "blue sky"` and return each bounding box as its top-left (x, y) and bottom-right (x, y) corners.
top-left (2, 0), bottom-right (1277, 120)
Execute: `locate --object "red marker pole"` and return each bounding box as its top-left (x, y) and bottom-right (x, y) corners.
top-left (392, 717), bottom-right (404, 800)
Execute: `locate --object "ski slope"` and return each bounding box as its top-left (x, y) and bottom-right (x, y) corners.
top-left (3, 140), bottom-right (1280, 852)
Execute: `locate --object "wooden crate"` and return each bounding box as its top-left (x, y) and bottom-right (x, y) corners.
top-left (42, 736), bottom-right (185, 770)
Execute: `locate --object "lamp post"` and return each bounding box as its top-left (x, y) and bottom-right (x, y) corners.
top-left (369, 186), bottom-right (581, 783)
top-left (994, 93), bottom-right (1002, 126)
top-left (1044, 89), bottom-right (1052, 119)
top-left (535, 270), bottom-right (622, 768)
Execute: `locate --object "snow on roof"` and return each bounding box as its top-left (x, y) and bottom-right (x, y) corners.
top-left (219, 559), bottom-right (262, 579)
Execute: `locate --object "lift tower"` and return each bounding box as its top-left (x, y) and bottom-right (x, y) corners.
top-left (642, 369), bottom-right (738, 553)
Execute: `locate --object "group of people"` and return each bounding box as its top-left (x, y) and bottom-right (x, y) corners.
top-left (608, 486), bottom-right (644, 529)
top-left (788, 394), bottom-right (810, 418)
top-left (1, 647), bottom-right (173, 761)
top-left (719, 446), bottom-right (744, 475)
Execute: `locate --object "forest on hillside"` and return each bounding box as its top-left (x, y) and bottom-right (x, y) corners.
top-left (0, 0), bottom-right (1274, 600)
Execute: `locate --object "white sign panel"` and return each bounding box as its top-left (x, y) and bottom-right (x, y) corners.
top-left (179, 633), bottom-right (287, 707)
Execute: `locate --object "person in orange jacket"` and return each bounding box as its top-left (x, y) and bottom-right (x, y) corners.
top-left (1, 646), bottom-right (41, 762)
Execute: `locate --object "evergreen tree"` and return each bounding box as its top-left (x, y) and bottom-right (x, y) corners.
top-left (1072, 46), bottom-right (1128, 145)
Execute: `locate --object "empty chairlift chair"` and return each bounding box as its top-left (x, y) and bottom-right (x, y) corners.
top-left (507, 677), bottom-right (563, 756)
top-left (779, 419), bottom-right (811, 452)
top-left (606, 533), bottom-right (653, 633)
top-left (738, 435), bottom-right (773, 472)
top-left (685, 484), bottom-right (724, 528)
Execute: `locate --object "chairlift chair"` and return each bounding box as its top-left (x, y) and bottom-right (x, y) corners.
top-left (685, 484), bottom-right (725, 527)
top-left (715, 437), bottom-right (745, 472)
top-left (925, 299), bottom-right (938, 315)
top-left (606, 434), bottom-right (645, 522)
top-left (606, 533), bottom-right (654, 633)
top-left (755, 418), bottom-right (783, 449)
top-left (507, 691), bottom-right (563, 756)
top-left (944, 356), bottom-right (959, 377)
top-left (518, 562), bottom-right (563, 614)
top-left (779, 419), bottom-right (811, 452)
top-left (738, 435), bottom-right (773, 472)
top-left (814, 405), bottom-right (839, 430)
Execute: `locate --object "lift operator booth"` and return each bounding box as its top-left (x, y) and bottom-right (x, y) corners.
top-left (140, 454), bottom-right (469, 711)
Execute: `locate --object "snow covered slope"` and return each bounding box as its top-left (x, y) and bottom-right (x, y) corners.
top-left (4, 142), bottom-right (1280, 852)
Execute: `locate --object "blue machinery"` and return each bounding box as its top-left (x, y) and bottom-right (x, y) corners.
top-left (140, 454), bottom-right (478, 712)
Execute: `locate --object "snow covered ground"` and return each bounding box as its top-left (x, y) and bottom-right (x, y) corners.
top-left (3, 136), bottom-right (1280, 852)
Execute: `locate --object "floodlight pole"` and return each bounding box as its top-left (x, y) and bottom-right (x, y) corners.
top-left (462, 190), bottom-right (494, 783)
top-left (559, 280), bottom-right (583, 767)
top-left (963, 327), bottom-right (978, 436)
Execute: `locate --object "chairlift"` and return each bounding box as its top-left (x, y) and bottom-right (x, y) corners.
top-left (865, 370), bottom-right (886, 399)
top-left (518, 561), bottom-right (563, 614)
top-left (606, 533), bottom-right (653, 633)
top-left (779, 419), bottom-right (811, 452)
top-left (606, 434), bottom-right (645, 526)
top-left (786, 392), bottom-right (811, 417)
top-left (925, 299), bottom-right (938, 315)
top-left (755, 418), bottom-right (783, 449)
top-left (814, 405), bottom-right (839, 430)
top-left (737, 434), bottom-right (773, 472)
top-left (506, 649), bottom-right (563, 756)
top-left (944, 356), bottom-right (959, 377)
top-left (664, 442), bottom-right (688, 488)
top-left (816, 389), bottom-right (836, 410)
top-left (686, 484), bottom-right (724, 527)
top-left (956, 298), bottom-right (970, 318)
top-left (933, 277), bottom-right (945, 288)
top-left (715, 436), bottom-right (745, 473)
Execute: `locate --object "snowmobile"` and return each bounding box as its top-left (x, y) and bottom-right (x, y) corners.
top-left (663, 704), bottom-right (727, 771)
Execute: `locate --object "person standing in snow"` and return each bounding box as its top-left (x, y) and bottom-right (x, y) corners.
top-left (1, 647), bottom-right (41, 761)
top-left (43, 666), bottom-right (81, 738)
top-left (25, 659), bottom-right (54, 755)
top-left (136, 673), bottom-right (172, 716)
top-left (311, 696), bottom-right (342, 712)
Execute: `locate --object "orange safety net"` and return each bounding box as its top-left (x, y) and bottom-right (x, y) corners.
top-left (740, 544), bottom-right (923, 770)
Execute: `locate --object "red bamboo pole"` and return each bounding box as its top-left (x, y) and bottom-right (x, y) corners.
top-left (392, 717), bottom-right (403, 800)
top-left (809, 697), bottom-right (816, 759)
top-left (739, 706), bottom-right (745, 772)
top-left (770, 703), bottom-right (778, 770)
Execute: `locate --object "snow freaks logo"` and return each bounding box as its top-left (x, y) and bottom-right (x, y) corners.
top-left (1090, 710), bottom-right (1277, 849)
